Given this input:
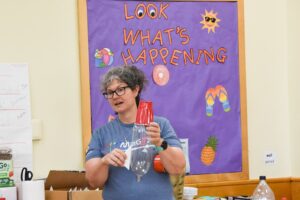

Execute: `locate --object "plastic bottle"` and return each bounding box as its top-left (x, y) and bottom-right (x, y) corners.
top-left (252, 176), bottom-right (275, 200)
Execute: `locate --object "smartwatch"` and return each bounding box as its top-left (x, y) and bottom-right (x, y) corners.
top-left (155, 140), bottom-right (168, 153)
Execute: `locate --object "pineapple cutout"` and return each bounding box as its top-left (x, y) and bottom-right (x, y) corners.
top-left (201, 136), bottom-right (218, 166)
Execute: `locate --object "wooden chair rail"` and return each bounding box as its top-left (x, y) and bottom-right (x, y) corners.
top-left (185, 177), bottom-right (300, 200)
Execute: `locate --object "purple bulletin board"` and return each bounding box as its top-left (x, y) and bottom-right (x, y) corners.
top-left (79, 0), bottom-right (248, 180)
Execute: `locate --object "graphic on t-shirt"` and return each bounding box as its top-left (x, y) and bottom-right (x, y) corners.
top-left (108, 114), bottom-right (116, 122)
top-left (106, 141), bottom-right (129, 152)
top-left (200, 135), bottom-right (218, 166)
top-left (200, 9), bottom-right (221, 33)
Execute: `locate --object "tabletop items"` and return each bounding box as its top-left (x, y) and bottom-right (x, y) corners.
top-left (0, 148), bottom-right (14, 187)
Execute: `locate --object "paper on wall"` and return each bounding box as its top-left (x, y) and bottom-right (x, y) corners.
top-left (0, 63), bottom-right (33, 183)
top-left (180, 138), bottom-right (190, 174)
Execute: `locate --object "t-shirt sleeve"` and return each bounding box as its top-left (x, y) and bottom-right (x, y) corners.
top-left (159, 118), bottom-right (182, 149)
top-left (85, 128), bottom-right (103, 161)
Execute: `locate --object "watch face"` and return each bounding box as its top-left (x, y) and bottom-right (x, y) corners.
top-left (161, 140), bottom-right (168, 150)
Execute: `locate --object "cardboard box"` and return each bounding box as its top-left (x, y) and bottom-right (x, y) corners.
top-left (45, 170), bottom-right (102, 200)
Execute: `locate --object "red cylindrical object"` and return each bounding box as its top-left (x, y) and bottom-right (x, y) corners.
top-left (153, 154), bottom-right (165, 173)
top-left (136, 101), bottom-right (153, 125)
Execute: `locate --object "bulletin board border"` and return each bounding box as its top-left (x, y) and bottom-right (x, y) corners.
top-left (77, 0), bottom-right (248, 183)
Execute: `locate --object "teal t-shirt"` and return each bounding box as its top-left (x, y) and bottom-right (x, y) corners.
top-left (86, 116), bottom-right (182, 200)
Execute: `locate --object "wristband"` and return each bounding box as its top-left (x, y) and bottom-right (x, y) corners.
top-left (155, 140), bottom-right (168, 153)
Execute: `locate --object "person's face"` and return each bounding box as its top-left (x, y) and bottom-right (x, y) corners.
top-left (106, 79), bottom-right (139, 115)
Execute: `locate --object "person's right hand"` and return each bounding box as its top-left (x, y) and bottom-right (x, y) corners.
top-left (102, 148), bottom-right (127, 167)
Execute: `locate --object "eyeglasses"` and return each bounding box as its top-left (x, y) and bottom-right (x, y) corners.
top-left (102, 86), bottom-right (130, 99)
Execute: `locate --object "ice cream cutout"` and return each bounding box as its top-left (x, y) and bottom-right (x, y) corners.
top-left (94, 48), bottom-right (114, 68)
top-left (152, 64), bottom-right (170, 86)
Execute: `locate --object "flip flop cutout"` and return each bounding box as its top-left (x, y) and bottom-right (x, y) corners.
top-left (215, 85), bottom-right (230, 112)
top-left (205, 88), bottom-right (216, 117)
top-left (152, 64), bottom-right (170, 86)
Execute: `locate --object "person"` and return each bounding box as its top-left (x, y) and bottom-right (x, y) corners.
top-left (85, 65), bottom-right (186, 200)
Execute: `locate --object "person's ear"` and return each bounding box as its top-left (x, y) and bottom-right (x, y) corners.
top-left (133, 85), bottom-right (140, 97)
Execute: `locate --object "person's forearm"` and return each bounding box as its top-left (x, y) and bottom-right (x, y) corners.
top-left (159, 147), bottom-right (186, 175)
top-left (85, 158), bottom-right (109, 188)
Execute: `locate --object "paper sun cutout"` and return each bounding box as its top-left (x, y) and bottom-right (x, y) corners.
top-left (200, 10), bottom-right (221, 33)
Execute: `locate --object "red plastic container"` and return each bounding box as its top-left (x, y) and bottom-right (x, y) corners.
top-left (135, 101), bottom-right (153, 125)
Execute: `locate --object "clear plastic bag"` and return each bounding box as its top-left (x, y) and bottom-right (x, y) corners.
top-left (130, 124), bottom-right (155, 182)
top-left (130, 101), bottom-right (155, 182)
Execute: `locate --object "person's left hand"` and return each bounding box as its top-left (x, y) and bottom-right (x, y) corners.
top-left (146, 122), bottom-right (162, 146)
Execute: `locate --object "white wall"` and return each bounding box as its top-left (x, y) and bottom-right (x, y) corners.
top-left (0, 0), bottom-right (299, 179)
top-left (244, 0), bottom-right (291, 178)
top-left (0, 0), bottom-right (83, 178)
top-left (287, 0), bottom-right (300, 177)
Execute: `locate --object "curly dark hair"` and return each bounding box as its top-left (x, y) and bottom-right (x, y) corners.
top-left (101, 65), bottom-right (148, 106)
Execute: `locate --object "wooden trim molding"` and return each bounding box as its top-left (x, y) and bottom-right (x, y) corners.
top-left (185, 177), bottom-right (300, 199)
top-left (291, 178), bottom-right (300, 200)
top-left (78, 0), bottom-right (92, 160)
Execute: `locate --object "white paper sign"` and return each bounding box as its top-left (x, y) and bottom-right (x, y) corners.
top-left (0, 63), bottom-right (33, 183)
top-left (264, 151), bottom-right (276, 165)
top-left (180, 138), bottom-right (190, 174)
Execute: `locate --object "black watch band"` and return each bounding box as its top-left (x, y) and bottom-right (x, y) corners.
top-left (155, 140), bottom-right (168, 152)
top-left (160, 140), bottom-right (168, 150)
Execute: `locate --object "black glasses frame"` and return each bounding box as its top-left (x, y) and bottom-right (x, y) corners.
top-left (102, 86), bottom-right (130, 99)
